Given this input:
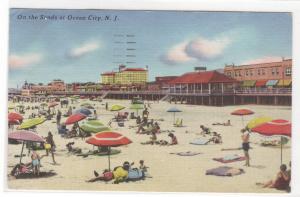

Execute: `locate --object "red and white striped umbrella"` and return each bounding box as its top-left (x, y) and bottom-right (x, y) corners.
top-left (65, 113), bottom-right (87, 125)
top-left (86, 131), bottom-right (132, 147)
top-left (231, 109), bottom-right (254, 126)
top-left (252, 119), bottom-right (291, 164)
top-left (86, 131), bottom-right (132, 171)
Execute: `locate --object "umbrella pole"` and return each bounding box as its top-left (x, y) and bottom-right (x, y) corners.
top-left (173, 113), bottom-right (175, 124)
top-left (108, 146), bottom-right (111, 171)
top-left (281, 137), bottom-right (283, 165)
top-left (19, 141), bottom-right (25, 164)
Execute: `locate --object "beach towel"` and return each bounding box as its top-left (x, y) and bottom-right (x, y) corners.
top-left (127, 168), bottom-right (144, 181)
top-left (170, 151), bottom-right (201, 156)
top-left (206, 166), bottom-right (244, 176)
top-left (190, 138), bottom-right (210, 145)
top-left (213, 154), bottom-right (246, 163)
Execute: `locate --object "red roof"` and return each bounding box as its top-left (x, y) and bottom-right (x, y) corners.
top-left (168, 71), bottom-right (236, 84)
top-left (101, 72), bottom-right (115, 76)
top-left (122, 68), bottom-right (147, 72)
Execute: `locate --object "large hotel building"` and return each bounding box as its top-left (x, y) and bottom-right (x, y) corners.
top-left (101, 65), bottom-right (148, 85)
top-left (223, 58), bottom-right (292, 87)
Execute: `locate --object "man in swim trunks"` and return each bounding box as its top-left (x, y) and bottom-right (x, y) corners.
top-left (241, 128), bottom-right (250, 167)
top-left (31, 149), bottom-right (40, 176)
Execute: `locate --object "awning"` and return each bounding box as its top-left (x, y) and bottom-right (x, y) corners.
top-left (241, 80), bottom-right (256, 87)
top-left (277, 79), bottom-right (292, 86)
top-left (255, 80), bottom-right (268, 87)
top-left (266, 80), bottom-right (278, 86)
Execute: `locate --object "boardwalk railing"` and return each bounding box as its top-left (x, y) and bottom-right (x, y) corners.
top-left (9, 88), bottom-right (292, 96)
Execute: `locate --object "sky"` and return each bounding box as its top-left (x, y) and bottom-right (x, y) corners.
top-left (8, 9), bottom-right (292, 88)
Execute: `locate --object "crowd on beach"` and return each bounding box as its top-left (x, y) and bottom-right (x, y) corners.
top-left (7, 96), bottom-right (292, 192)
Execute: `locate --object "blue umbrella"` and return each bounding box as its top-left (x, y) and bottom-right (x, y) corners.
top-left (167, 107), bottom-right (182, 124)
top-left (74, 108), bottom-right (92, 116)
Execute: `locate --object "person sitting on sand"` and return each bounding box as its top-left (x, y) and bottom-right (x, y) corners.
top-left (208, 132), bottom-right (223, 144)
top-left (168, 133), bottom-right (178, 145)
top-left (141, 131), bottom-right (157, 145)
top-left (256, 164), bottom-right (290, 191)
top-left (200, 125), bottom-right (211, 136)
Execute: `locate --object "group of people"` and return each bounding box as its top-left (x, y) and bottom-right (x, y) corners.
top-left (199, 125), bottom-right (223, 144)
top-left (87, 160), bottom-right (151, 184)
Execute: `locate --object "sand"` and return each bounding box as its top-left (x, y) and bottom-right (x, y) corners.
top-left (6, 99), bottom-right (291, 193)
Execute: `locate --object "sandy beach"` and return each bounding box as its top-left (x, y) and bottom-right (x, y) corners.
top-left (6, 99), bottom-right (291, 193)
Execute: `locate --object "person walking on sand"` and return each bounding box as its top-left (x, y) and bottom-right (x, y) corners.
top-left (56, 110), bottom-right (62, 125)
top-left (46, 132), bottom-right (57, 164)
top-left (105, 102), bottom-right (108, 111)
top-left (241, 128), bottom-right (250, 167)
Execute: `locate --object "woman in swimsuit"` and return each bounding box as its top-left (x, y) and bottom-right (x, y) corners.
top-left (257, 164), bottom-right (290, 191)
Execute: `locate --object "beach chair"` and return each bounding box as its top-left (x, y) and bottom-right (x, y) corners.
top-left (174, 119), bottom-right (183, 127)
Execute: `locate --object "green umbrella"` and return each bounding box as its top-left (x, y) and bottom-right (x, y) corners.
top-left (18, 117), bottom-right (46, 129)
top-left (130, 104), bottom-right (144, 115)
top-left (80, 120), bottom-right (110, 133)
top-left (110, 104), bottom-right (125, 111)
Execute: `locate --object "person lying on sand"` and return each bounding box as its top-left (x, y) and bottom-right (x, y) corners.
top-left (86, 169), bottom-right (114, 182)
top-left (256, 164), bottom-right (290, 191)
top-left (66, 142), bottom-right (82, 154)
top-left (212, 120), bottom-right (231, 126)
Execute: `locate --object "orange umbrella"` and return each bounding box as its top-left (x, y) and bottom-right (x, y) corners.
top-left (231, 109), bottom-right (254, 126)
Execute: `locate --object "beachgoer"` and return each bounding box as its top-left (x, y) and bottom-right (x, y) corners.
top-left (66, 142), bottom-right (82, 154)
top-left (200, 125), bottom-right (211, 135)
top-left (241, 128), bottom-right (250, 167)
top-left (31, 148), bottom-right (40, 176)
top-left (45, 132), bottom-right (57, 164)
top-left (56, 110), bottom-right (62, 125)
top-left (257, 164), bottom-right (290, 191)
top-left (168, 133), bottom-right (178, 145)
top-left (105, 102), bottom-right (108, 111)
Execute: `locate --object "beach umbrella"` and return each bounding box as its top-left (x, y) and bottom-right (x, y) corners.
top-left (74, 108), bottom-right (92, 116)
top-left (110, 104), bottom-right (125, 111)
top-left (80, 120), bottom-right (110, 133)
top-left (130, 104), bottom-right (144, 115)
top-left (251, 119), bottom-right (291, 164)
top-left (246, 116), bottom-right (273, 129)
top-left (65, 113), bottom-right (87, 125)
top-left (48, 102), bottom-right (58, 108)
top-left (18, 117), bottom-right (46, 130)
top-left (8, 118), bottom-right (20, 125)
top-left (8, 130), bottom-right (45, 163)
top-left (86, 131), bottom-right (132, 171)
top-left (167, 107), bottom-right (182, 124)
top-left (231, 109), bottom-right (254, 126)
top-left (8, 112), bottom-right (23, 122)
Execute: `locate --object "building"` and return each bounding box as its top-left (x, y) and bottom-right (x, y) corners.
top-left (147, 76), bottom-right (178, 91)
top-left (167, 70), bottom-right (237, 94)
top-left (224, 58), bottom-right (292, 88)
top-left (48, 79), bottom-right (66, 92)
top-left (101, 65), bottom-right (148, 85)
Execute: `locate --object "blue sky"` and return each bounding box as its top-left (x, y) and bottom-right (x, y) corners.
top-left (8, 9), bottom-right (292, 88)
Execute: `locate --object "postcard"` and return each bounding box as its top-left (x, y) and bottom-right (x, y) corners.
top-left (7, 7), bottom-right (292, 193)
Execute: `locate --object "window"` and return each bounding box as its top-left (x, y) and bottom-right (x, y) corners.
top-left (276, 68), bottom-right (279, 75)
top-left (246, 70), bottom-right (249, 76)
top-left (286, 67), bottom-right (292, 76)
top-left (257, 69), bottom-right (261, 75)
top-left (272, 68), bottom-right (275, 75)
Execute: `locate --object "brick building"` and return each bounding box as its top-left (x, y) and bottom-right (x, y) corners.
top-left (224, 58), bottom-right (292, 87)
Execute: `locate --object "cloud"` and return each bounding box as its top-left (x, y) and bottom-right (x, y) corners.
top-left (241, 56), bottom-right (288, 65)
top-left (160, 35), bottom-right (231, 65)
top-left (160, 42), bottom-right (193, 65)
top-left (68, 42), bottom-right (100, 58)
top-left (9, 53), bottom-right (43, 69)
top-left (185, 36), bottom-right (231, 60)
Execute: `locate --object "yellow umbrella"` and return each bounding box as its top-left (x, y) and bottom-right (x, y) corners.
top-left (8, 104), bottom-right (15, 110)
top-left (247, 116), bottom-right (273, 129)
top-left (18, 117), bottom-right (46, 129)
top-left (110, 104), bottom-right (125, 111)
